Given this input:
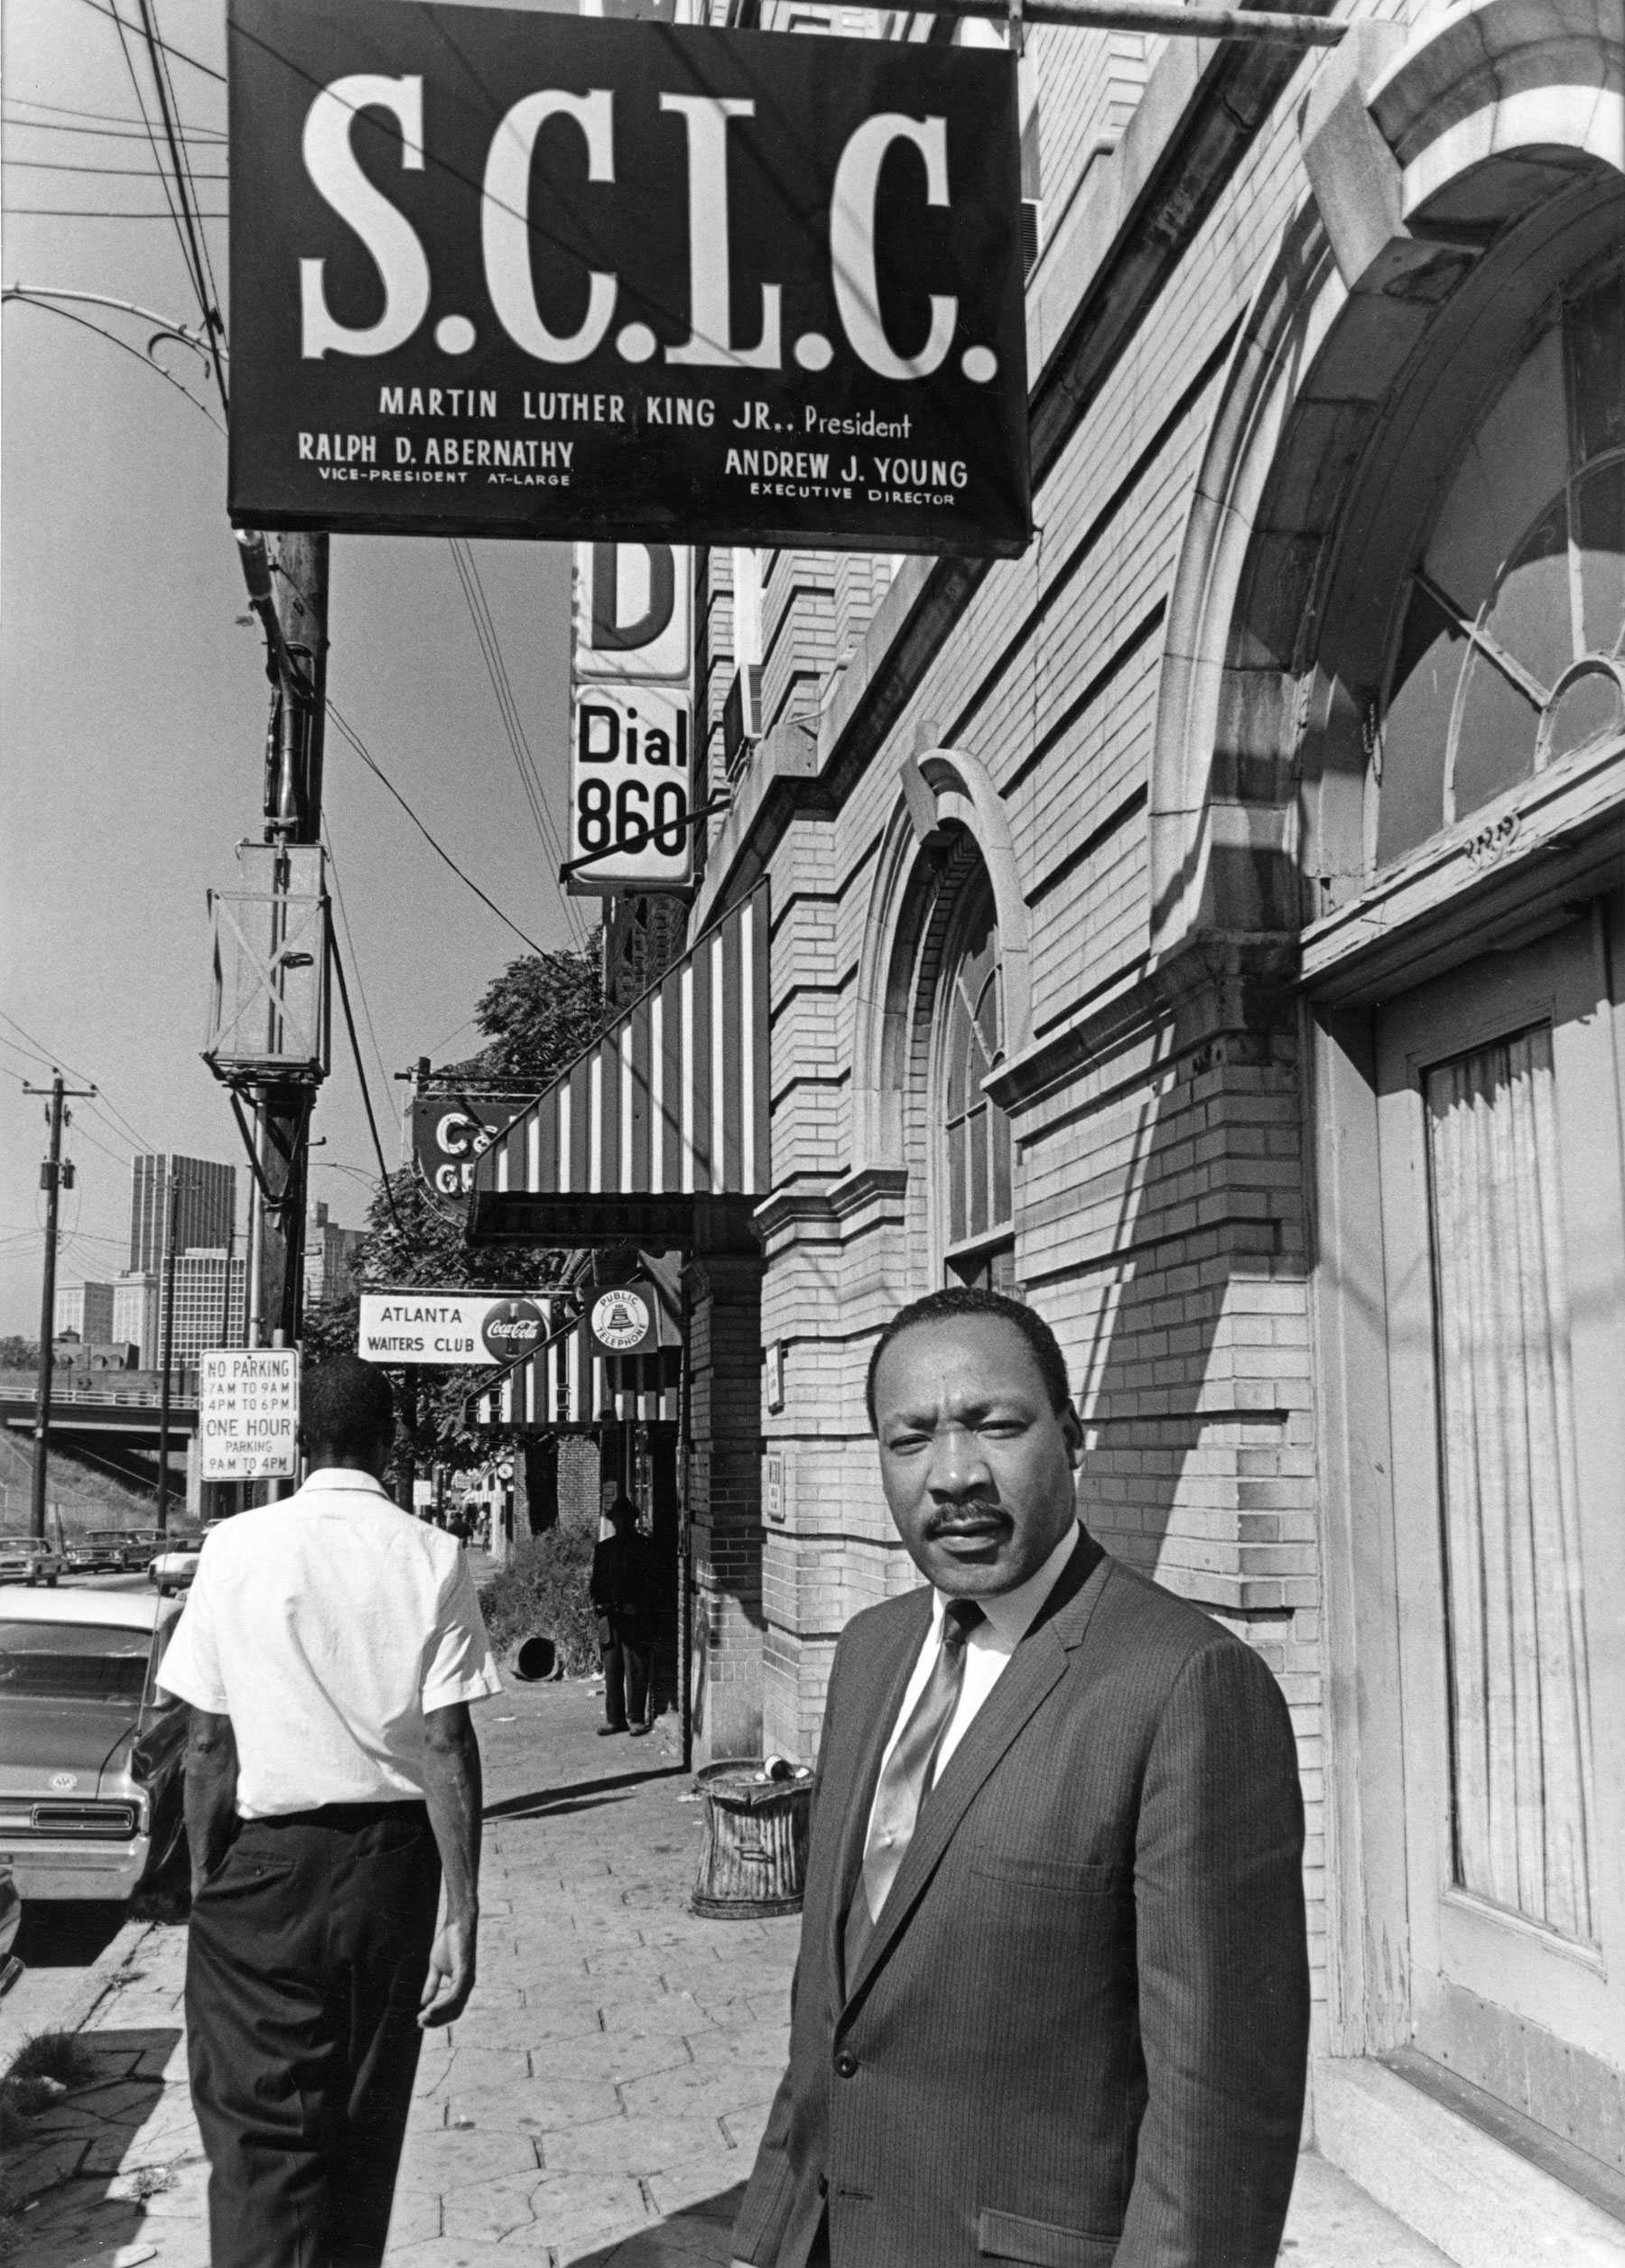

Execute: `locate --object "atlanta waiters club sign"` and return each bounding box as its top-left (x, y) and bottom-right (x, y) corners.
top-left (226, 0), bottom-right (1030, 557)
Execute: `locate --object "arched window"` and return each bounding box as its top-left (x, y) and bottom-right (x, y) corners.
top-left (1375, 258), bottom-right (1625, 867)
top-left (938, 876), bottom-right (1014, 1289)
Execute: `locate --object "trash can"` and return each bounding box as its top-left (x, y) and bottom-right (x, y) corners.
top-left (692, 1761), bottom-right (813, 1919)
top-left (512, 1634), bottom-right (557, 1681)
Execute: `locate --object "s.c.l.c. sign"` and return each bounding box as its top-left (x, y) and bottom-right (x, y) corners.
top-left (227, 0), bottom-right (1030, 558)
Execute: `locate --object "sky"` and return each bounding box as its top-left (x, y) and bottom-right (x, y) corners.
top-left (1, 0), bottom-right (588, 1337)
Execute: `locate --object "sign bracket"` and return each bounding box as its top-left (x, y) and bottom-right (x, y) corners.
top-left (558, 795), bottom-right (729, 887)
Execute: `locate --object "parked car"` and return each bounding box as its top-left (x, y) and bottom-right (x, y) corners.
top-left (147, 1520), bottom-right (231, 1594)
top-left (0, 1589), bottom-right (188, 1901)
top-left (0, 1538), bottom-right (63, 1587)
top-left (0, 1863), bottom-right (20, 1966)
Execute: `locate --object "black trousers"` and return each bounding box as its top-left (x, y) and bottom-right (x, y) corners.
top-left (601, 1615), bottom-right (650, 1728)
top-left (185, 1802), bottom-right (441, 2268)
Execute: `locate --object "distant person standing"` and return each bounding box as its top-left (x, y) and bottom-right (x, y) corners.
top-left (158, 1354), bottom-right (502, 2268)
top-left (590, 1495), bottom-right (655, 1738)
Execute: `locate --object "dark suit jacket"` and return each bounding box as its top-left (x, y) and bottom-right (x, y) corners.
top-left (733, 1534), bottom-right (1309, 2268)
top-left (590, 1533), bottom-right (651, 1629)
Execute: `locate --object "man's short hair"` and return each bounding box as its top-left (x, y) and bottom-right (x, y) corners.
top-left (865, 1287), bottom-right (1072, 1430)
top-left (301, 1354), bottom-right (395, 1456)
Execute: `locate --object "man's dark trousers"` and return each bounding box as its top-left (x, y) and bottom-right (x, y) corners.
top-left (186, 1802), bottom-right (441, 2268)
top-left (602, 1613), bottom-right (650, 1729)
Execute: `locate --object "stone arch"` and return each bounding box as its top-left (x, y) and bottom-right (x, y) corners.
top-left (850, 744), bottom-right (1032, 1176)
top-left (1147, 0), bottom-right (1625, 957)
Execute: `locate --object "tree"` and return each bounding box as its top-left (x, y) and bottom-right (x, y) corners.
top-left (441, 941), bottom-right (604, 1090)
top-left (310, 935), bottom-right (605, 1489)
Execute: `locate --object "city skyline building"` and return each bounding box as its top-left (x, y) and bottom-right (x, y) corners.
top-left (56, 1280), bottom-right (116, 1343)
top-left (128, 1155), bottom-right (235, 1274)
top-left (303, 1200), bottom-right (364, 1310)
top-left (110, 1274), bottom-right (157, 1366)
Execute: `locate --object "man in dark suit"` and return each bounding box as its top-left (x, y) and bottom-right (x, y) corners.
top-left (590, 1495), bottom-right (655, 1736)
top-left (733, 1287), bottom-right (1308, 2268)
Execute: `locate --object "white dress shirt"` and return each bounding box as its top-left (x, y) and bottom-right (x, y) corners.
top-left (865, 1521), bottom-right (1082, 1845)
top-left (158, 1470), bottom-right (502, 1818)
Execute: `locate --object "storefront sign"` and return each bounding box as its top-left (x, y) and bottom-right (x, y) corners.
top-left (570, 542), bottom-right (694, 892)
top-left (227, 0), bottom-right (1030, 556)
top-left (411, 1092), bottom-right (524, 1204)
top-left (199, 1348), bottom-right (300, 1480)
top-left (358, 1289), bottom-right (554, 1364)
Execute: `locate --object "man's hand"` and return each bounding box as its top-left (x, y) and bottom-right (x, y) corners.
top-left (183, 1708), bottom-right (238, 1897)
top-left (421, 1701), bottom-right (484, 2030)
top-left (419, 1914), bottom-right (477, 2027)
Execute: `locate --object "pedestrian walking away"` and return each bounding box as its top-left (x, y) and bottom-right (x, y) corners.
top-left (157, 1352), bottom-right (503, 2268)
top-left (590, 1493), bottom-right (655, 1736)
top-left (731, 1287), bottom-right (1310, 2268)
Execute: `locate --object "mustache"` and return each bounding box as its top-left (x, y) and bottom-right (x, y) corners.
top-left (927, 1501), bottom-right (1008, 1537)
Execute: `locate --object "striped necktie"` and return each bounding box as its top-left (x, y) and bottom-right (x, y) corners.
top-left (846, 1599), bottom-right (986, 1977)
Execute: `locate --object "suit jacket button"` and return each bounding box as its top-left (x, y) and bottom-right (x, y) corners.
top-left (833, 2050), bottom-right (859, 2078)
top-left (816, 2174), bottom-right (830, 2198)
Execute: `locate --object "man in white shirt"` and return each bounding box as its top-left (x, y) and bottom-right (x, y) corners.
top-left (159, 1353), bottom-right (502, 2268)
top-left (732, 1287), bottom-right (1308, 2268)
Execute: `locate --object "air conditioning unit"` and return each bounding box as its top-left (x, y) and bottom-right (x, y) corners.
top-left (1020, 199), bottom-right (1044, 277)
top-left (722, 664), bottom-right (764, 776)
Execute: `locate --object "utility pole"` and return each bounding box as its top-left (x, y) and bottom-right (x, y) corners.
top-left (155, 1167), bottom-right (183, 1533)
top-left (255, 531), bottom-right (329, 1364)
top-left (23, 1072), bottom-right (96, 1539)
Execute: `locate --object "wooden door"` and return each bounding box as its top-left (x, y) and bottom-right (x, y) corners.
top-left (1377, 904), bottom-right (1625, 2151)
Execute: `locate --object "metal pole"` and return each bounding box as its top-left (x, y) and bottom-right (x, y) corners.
top-left (830, 0), bottom-right (1345, 39)
top-left (155, 1167), bottom-right (181, 1533)
top-left (678, 1330), bottom-right (692, 1774)
top-left (24, 1073), bottom-right (94, 1539)
top-left (245, 1123), bottom-right (265, 1351)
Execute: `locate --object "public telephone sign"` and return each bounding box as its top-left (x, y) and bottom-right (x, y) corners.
top-left (226, 0), bottom-right (1030, 556)
top-left (199, 1349), bottom-right (300, 1481)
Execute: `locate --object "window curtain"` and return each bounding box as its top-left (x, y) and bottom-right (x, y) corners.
top-left (1425, 1026), bottom-right (1595, 1942)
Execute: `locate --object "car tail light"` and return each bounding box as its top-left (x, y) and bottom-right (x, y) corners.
top-left (29, 1802), bottom-right (139, 1838)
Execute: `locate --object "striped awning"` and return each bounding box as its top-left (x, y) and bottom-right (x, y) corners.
top-left (473, 1258), bottom-right (684, 1433)
top-left (468, 888), bottom-right (769, 1247)
top-left (475, 1336), bottom-right (681, 1433)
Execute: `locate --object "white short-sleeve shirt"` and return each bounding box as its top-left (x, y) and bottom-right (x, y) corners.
top-left (158, 1470), bottom-right (503, 1818)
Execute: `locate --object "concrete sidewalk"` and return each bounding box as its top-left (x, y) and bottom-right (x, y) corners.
top-left (3, 1679), bottom-right (1449, 2267)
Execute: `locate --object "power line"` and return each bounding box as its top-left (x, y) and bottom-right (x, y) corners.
top-left (327, 930), bottom-right (404, 1232)
top-left (4, 159), bottom-right (229, 178)
top-left (5, 96), bottom-right (225, 133)
top-left (0, 1014), bottom-right (159, 1155)
top-left (323, 832), bottom-right (394, 1104)
top-left (3, 207), bottom-right (228, 218)
top-left (106, 0), bottom-right (195, 292)
top-left (447, 541), bottom-right (585, 946)
top-left (73, 0), bottom-right (226, 82)
top-left (326, 702), bottom-right (551, 958)
top-left (1, 291), bottom-right (227, 432)
top-left (141, 0), bottom-right (227, 378)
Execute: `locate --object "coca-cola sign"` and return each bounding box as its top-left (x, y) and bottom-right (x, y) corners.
top-left (227, 0), bottom-right (1029, 556)
top-left (480, 1297), bottom-right (545, 1363)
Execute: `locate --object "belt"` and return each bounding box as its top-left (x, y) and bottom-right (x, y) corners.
top-left (250, 1800), bottom-right (428, 1832)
